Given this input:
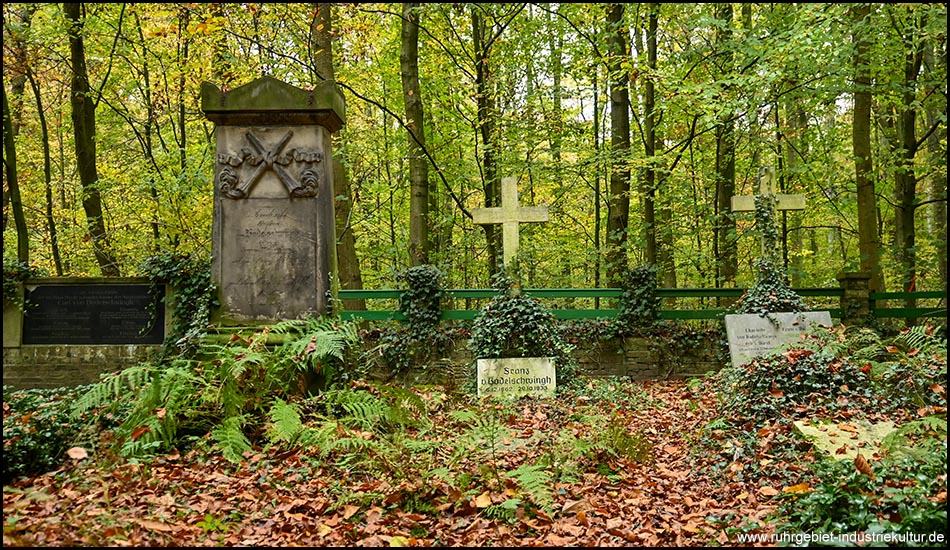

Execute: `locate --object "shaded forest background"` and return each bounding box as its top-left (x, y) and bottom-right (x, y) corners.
top-left (2, 3), bottom-right (947, 296)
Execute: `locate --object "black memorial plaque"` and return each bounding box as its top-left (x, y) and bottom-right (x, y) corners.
top-left (22, 285), bottom-right (165, 345)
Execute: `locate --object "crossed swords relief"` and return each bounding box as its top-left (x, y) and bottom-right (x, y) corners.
top-left (217, 130), bottom-right (323, 199)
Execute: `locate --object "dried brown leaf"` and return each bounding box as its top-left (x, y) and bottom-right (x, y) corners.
top-left (854, 454), bottom-right (875, 480)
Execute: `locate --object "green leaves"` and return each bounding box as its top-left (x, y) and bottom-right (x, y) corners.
top-left (614, 264), bottom-right (661, 336)
top-left (733, 258), bottom-right (806, 316)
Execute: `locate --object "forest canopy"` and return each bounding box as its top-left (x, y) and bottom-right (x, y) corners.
top-left (2, 3), bottom-right (947, 294)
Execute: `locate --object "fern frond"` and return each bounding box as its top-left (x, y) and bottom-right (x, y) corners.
top-left (297, 418), bottom-right (343, 453)
top-left (321, 388), bottom-right (388, 430)
top-left (897, 325), bottom-right (947, 356)
top-left (71, 363), bottom-right (154, 418)
top-left (213, 415), bottom-right (252, 463)
top-left (508, 463), bottom-right (554, 512)
top-left (266, 399), bottom-right (304, 444)
top-left (378, 385), bottom-right (430, 429)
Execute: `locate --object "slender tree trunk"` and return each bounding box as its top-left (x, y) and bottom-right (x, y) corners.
top-left (893, 13), bottom-right (924, 312)
top-left (714, 2), bottom-right (737, 290)
top-left (850, 4), bottom-right (884, 292)
top-left (593, 70), bottom-right (602, 299)
top-left (65, 2), bottom-right (120, 276)
top-left (923, 40), bottom-right (947, 292)
top-left (2, 81), bottom-right (29, 264)
top-left (605, 3), bottom-right (631, 286)
top-left (27, 70), bottom-right (64, 274)
top-left (401, 2), bottom-right (429, 267)
top-left (3, 4), bottom-right (35, 265)
top-left (641, 4), bottom-right (657, 268)
top-left (472, 7), bottom-right (501, 276)
top-left (313, 2), bottom-right (365, 310)
top-left (785, 105), bottom-right (806, 287)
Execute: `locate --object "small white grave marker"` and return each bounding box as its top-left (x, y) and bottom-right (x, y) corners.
top-left (477, 357), bottom-right (556, 398)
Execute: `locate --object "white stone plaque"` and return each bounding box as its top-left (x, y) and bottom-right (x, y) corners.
top-left (477, 357), bottom-right (556, 398)
top-left (724, 311), bottom-right (833, 368)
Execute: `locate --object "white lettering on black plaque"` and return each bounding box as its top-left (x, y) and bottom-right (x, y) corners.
top-left (22, 285), bottom-right (165, 345)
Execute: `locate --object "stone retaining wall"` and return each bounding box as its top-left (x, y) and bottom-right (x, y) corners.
top-left (367, 335), bottom-right (727, 389)
top-left (3, 344), bottom-right (160, 390)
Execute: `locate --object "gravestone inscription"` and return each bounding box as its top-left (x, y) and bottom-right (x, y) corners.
top-left (22, 284), bottom-right (164, 345)
top-left (724, 311), bottom-right (833, 368)
top-left (477, 357), bottom-right (556, 398)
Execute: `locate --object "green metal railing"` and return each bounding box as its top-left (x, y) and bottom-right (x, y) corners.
top-left (870, 291), bottom-right (948, 320)
top-left (338, 287), bottom-right (946, 323)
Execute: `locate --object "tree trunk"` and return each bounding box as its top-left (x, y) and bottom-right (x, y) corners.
top-left (65, 2), bottom-right (120, 276)
top-left (785, 104), bottom-right (806, 287)
top-left (714, 2), bottom-right (737, 290)
top-left (3, 4), bottom-right (34, 265)
top-left (893, 14), bottom-right (924, 312)
top-left (2, 81), bottom-right (29, 264)
top-left (641, 3), bottom-right (657, 268)
top-left (605, 3), bottom-right (631, 287)
top-left (401, 2), bottom-right (430, 267)
top-left (27, 70), bottom-right (63, 274)
top-left (313, 2), bottom-right (365, 310)
top-left (923, 40), bottom-right (947, 292)
top-left (850, 4), bottom-right (884, 292)
top-left (472, 7), bottom-right (501, 277)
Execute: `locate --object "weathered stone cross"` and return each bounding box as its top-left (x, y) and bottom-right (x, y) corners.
top-left (472, 177), bottom-right (549, 267)
top-left (731, 166), bottom-right (805, 257)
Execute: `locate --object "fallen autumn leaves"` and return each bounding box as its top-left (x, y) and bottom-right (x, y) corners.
top-left (4, 379), bottom-right (805, 547)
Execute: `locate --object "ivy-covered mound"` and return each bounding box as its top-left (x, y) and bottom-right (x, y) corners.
top-left (468, 271), bottom-right (579, 391)
top-left (733, 258), bottom-right (806, 316)
top-left (704, 323), bottom-right (947, 544)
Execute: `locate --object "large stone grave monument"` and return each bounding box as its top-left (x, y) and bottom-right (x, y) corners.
top-left (201, 77), bottom-right (344, 325)
top-left (725, 166), bottom-right (832, 367)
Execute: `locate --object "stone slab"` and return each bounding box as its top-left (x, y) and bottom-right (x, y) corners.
top-left (477, 357), bottom-right (556, 398)
top-left (21, 284), bottom-right (164, 345)
top-left (724, 311), bottom-right (833, 368)
top-left (792, 418), bottom-right (896, 461)
top-left (210, 125), bottom-right (336, 324)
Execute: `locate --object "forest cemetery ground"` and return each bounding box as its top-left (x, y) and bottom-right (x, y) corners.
top-left (4, 372), bottom-right (946, 547)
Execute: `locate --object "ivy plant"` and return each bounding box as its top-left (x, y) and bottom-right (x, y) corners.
top-left (2, 256), bottom-right (47, 312)
top-left (468, 269), bottom-right (579, 391)
top-left (733, 194), bottom-right (806, 317)
top-left (613, 264), bottom-right (661, 336)
top-left (139, 252), bottom-right (218, 358)
top-left (375, 265), bottom-right (458, 377)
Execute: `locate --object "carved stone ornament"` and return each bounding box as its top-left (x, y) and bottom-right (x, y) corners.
top-left (217, 130), bottom-right (324, 199)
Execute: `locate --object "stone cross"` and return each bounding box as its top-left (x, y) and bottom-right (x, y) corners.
top-left (731, 166), bottom-right (804, 257)
top-left (472, 177), bottom-right (549, 267)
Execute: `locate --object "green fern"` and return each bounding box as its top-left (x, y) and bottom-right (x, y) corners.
top-left (895, 324), bottom-right (947, 356)
top-left (71, 363), bottom-right (154, 419)
top-left (72, 363), bottom-right (206, 457)
top-left (377, 385), bottom-right (430, 430)
top-left (272, 317), bottom-right (360, 368)
top-left (266, 399), bottom-right (304, 444)
top-left (508, 462), bottom-right (554, 513)
top-left (296, 418), bottom-right (342, 450)
top-left (322, 389), bottom-right (388, 430)
top-left (213, 416), bottom-right (252, 463)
